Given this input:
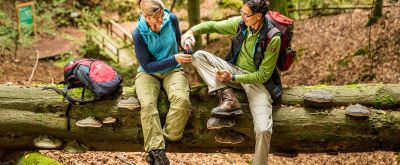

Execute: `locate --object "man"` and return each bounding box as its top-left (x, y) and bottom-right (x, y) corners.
top-left (181, 0), bottom-right (281, 164)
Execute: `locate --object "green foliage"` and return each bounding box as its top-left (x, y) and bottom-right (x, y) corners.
top-left (374, 88), bottom-right (395, 109)
top-left (19, 152), bottom-right (62, 165)
top-left (72, 6), bottom-right (101, 27)
top-left (102, 0), bottom-right (141, 21)
top-left (79, 40), bottom-right (110, 61)
top-left (0, 11), bottom-right (17, 48)
top-left (36, 0), bottom-right (101, 28)
top-left (36, 0), bottom-right (68, 26)
top-left (354, 47), bottom-right (368, 56)
top-left (0, 10), bottom-right (34, 48)
top-left (52, 52), bottom-right (74, 68)
top-left (111, 63), bottom-right (137, 86)
top-left (218, 0), bottom-right (243, 9)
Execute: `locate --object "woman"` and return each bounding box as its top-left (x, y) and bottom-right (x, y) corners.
top-left (132, 0), bottom-right (191, 164)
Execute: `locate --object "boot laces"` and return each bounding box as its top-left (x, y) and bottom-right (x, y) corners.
top-left (220, 89), bottom-right (233, 102)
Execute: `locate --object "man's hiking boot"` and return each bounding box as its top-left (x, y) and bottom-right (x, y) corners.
top-left (145, 149), bottom-right (170, 165)
top-left (75, 116), bottom-right (102, 128)
top-left (102, 117), bottom-right (116, 124)
top-left (117, 97), bottom-right (140, 110)
top-left (207, 117), bottom-right (235, 130)
top-left (345, 104), bottom-right (370, 117)
top-left (33, 135), bottom-right (62, 149)
top-left (211, 88), bottom-right (243, 117)
top-left (215, 129), bottom-right (244, 144)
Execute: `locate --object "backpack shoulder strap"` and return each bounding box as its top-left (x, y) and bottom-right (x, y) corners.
top-left (254, 18), bottom-right (281, 69)
top-left (42, 86), bottom-right (97, 105)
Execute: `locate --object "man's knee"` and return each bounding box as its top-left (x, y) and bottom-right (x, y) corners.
top-left (192, 50), bottom-right (209, 65)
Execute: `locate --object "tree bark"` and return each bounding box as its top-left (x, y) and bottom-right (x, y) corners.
top-left (0, 84), bottom-right (399, 153)
top-left (187, 0), bottom-right (202, 50)
top-left (367, 0), bottom-right (383, 26)
top-left (280, 84), bottom-right (400, 109)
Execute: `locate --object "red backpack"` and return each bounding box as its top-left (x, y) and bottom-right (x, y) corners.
top-left (44, 59), bottom-right (122, 130)
top-left (62, 59), bottom-right (122, 99)
top-left (263, 11), bottom-right (296, 71)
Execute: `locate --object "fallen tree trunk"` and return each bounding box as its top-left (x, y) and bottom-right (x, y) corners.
top-left (0, 84), bottom-right (399, 153)
top-left (280, 84), bottom-right (400, 109)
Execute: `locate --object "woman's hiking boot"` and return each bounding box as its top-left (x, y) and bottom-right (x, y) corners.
top-left (211, 88), bottom-right (243, 117)
top-left (145, 149), bottom-right (170, 165)
top-left (207, 117), bottom-right (235, 129)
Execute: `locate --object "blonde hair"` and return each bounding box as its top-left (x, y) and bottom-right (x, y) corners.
top-left (139, 0), bottom-right (165, 16)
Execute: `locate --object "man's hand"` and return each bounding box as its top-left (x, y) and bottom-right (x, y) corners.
top-left (181, 30), bottom-right (196, 48)
top-left (175, 54), bottom-right (192, 64)
top-left (215, 69), bottom-right (233, 83)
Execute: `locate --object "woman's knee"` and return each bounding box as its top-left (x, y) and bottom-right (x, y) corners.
top-left (169, 94), bottom-right (190, 108)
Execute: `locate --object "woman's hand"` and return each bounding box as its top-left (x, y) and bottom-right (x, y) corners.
top-left (175, 54), bottom-right (192, 64)
top-left (181, 30), bottom-right (196, 48)
top-left (215, 69), bottom-right (233, 83)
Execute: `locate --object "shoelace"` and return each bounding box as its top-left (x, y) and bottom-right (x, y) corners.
top-left (219, 89), bottom-right (234, 103)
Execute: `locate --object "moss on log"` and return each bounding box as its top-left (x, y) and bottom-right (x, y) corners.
top-left (0, 84), bottom-right (399, 153)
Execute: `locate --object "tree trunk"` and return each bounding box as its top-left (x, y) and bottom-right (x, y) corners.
top-left (373, 0), bottom-right (383, 18)
top-left (0, 84), bottom-right (399, 153)
top-left (269, 0), bottom-right (288, 16)
top-left (280, 84), bottom-right (400, 109)
top-left (368, 0), bottom-right (383, 26)
top-left (187, 0), bottom-right (202, 50)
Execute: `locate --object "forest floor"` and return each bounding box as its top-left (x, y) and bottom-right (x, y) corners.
top-left (0, 4), bottom-right (400, 165)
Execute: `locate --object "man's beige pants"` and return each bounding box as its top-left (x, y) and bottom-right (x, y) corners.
top-left (135, 69), bottom-right (191, 152)
top-left (192, 50), bottom-right (273, 165)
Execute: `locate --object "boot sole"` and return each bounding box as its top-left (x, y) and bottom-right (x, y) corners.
top-left (211, 109), bottom-right (243, 117)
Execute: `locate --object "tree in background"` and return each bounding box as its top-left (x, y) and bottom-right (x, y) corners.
top-left (187, 0), bottom-right (202, 50)
top-left (367, 0), bottom-right (383, 26)
top-left (269, 0), bottom-right (288, 16)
